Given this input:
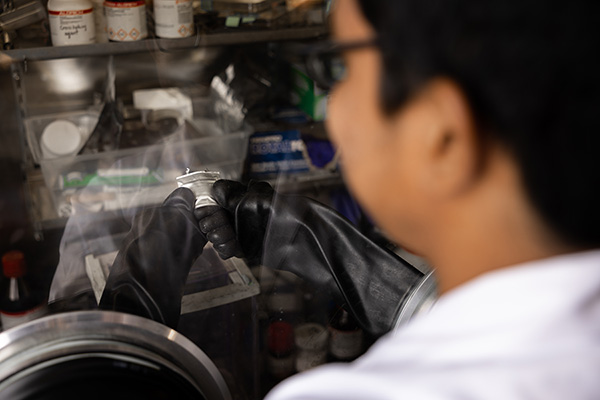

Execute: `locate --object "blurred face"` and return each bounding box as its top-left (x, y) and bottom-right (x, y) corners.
top-left (326, 0), bottom-right (427, 249)
top-left (326, 0), bottom-right (566, 291)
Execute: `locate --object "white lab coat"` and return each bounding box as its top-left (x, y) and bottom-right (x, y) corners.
top-left (266, 250), bottom-right (600, 400)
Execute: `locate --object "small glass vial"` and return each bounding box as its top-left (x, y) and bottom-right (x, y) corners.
top-left (154, 0), bottom-right (195, 38)
top-left (48, 0), bottom-right (96, 46)
top-left (104, 0), bottom-right (148, 41)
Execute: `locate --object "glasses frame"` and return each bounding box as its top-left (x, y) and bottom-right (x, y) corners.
top-left (286, 38), bottom-right (380, 90)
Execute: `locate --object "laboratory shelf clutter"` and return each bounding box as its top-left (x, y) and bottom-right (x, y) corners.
top-left (1, 25), bottom-right (328, 62)
top-left (0, 2), bottom-right (364, 399)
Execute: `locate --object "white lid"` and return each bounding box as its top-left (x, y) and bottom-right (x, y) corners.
top-left (294, 323), bottom-right (329, 351)
top-left (41, 119), bottom-right (82, 158)
top-left (133, 88), bottom-right (193, 120)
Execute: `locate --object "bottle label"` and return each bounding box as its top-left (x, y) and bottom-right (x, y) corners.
top-left (154, 0), bottom-right (194, 38)
top-left (0, 304), bottom-right (47, 331)
top-left (104, 1), bottom-right (148, 41)
top-left (49, 7), bottom-right (96, 46)
top-left (328, 327), bottom-right (363, 360)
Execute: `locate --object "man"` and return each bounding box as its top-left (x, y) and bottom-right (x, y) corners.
top-left (100, 0), bottom-right (600, 398)
top-left (260, 0), bottom-right (600, 398)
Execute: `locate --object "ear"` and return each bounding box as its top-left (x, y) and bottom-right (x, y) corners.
top-left (413, 78), bottom-right (483, 198)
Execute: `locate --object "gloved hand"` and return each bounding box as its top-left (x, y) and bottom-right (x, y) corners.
top-left (209, 179), bottom-right (426, 338)
top-left (193, 197), bottom-right (244, 261)
top-left (99, 187), bottom-right (206, 328)
top-left (197, 180), bottom-right (273, 263)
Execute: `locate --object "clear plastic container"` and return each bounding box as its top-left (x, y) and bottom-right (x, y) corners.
top-left (24, 110), bottom-right (100, 164)
top-left (35, 117), bottom-right (251, 217)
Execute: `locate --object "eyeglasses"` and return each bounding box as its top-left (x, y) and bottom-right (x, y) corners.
top-left (285, 38), bottom-right (379, 90)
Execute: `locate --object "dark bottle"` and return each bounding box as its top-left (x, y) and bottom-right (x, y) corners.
top-left (266, 320), bottom-right (296, 381)
top-left (327, 306), bottom-right (364, 362)
top-left (0, 250), bottom-right (47, 331)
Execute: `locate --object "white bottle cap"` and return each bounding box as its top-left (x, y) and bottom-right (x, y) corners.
top-left (41, 119), bottom-right (82, 158)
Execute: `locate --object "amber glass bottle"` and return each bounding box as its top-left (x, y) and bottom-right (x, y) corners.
top-left (0, 250), bottom-right (47, 331)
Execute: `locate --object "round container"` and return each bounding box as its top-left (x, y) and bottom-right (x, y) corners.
top-left (154, 0), bottom-right (194, 38)
top-left (90, 0), bottom-right (108, 42)
top-left (104, 0), bottom-right (147, 41)
top-left (0, 311), bottom-right (231, 399)
top-left (48, 0), bottom-right (96, 46)
top-left (2, 250), bottom-right (26, 278)
top-left (268, 321), bottom-right (294, 356)
top-left (328, 308), bottom-right (364, 362)
top-left (266, 353), bottom-right (295, 380)
top-left (294, 323), bottom-right (328, 372)
top-left (0, 251), bottom-right (47, 331)
top-left (40, 119), bottom-right (83, 159)
top-left (267, 321), bottom-right (295, 380)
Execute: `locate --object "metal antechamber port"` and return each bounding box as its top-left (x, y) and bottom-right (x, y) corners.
top-left (0, 311), bottom-right (232, 400)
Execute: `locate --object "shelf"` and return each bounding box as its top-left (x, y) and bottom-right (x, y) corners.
top-left (7, 22), bottom-right (332, 235)
top-left (268, 170), bottom-right (344, 193)
top-left (1, 26), bottom-right (328, 63)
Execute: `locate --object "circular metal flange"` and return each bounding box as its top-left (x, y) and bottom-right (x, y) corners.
top-left (0, 310), bottom-right (231, 400)
top-left (393, 270), bottom-right (438, 330)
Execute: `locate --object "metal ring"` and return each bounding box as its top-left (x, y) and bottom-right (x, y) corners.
top-left (0, 310), bottom-right (231, 399)
top-left (393, 270), bottom-right (438, 330)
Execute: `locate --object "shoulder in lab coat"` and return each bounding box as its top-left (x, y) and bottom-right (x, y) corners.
top-left (266, 250), bottom-right (600, 400)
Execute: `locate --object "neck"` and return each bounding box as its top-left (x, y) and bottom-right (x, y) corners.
top-left (425, 153), bottom-right (579, 295)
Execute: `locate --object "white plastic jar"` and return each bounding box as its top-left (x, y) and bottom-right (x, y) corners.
top-left (48, 0), bottom-right (96, 46)
top-left (294, 323), bottom-right (329, 372)
top-left (154, 0), bottom-right (194, 38)
top-left (40, 119), bottom-right (83, 159)
top-left (104, 0), bottom-right (148, 41)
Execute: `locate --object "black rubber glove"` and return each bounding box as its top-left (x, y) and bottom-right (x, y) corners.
top-left (202, 180), bottom-right (273, 264)
top-left (211, 179), bottom-right (425, 338)
top-left (99, 187), bottom-right (206, 329)
top-left (194, 203), bottom-right (243, 261)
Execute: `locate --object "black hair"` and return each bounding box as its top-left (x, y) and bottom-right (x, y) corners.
top-left (357, 0), bottom-right (600, 248)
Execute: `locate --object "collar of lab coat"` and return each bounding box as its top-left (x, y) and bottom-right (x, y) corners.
top-left (385, 249), bottom-right (600, 365)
